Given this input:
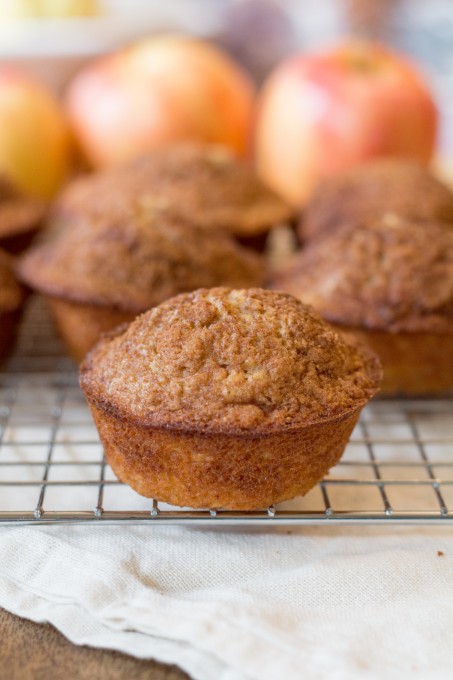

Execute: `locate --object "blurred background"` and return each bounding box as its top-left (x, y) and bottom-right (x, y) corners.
top-left (1, 0), bottom-right (453, 199)
top-left (1, 0), bottom-right (453, 158)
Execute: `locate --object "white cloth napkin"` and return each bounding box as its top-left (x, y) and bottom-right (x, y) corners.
top-left (0, 523), bottom-right (452, 680)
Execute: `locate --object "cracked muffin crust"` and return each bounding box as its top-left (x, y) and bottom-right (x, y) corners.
top-left (276, 215), bottom-right (453, 333)
top-left (81, 288), bottom-right (380, 433)
top-left (18, 216), bottom-right (265, 312)
top-left (52, 143), bottom-right (295, 246)
top-left (80, 288), bottom-right (381, 509)
top-left (274, 216), bottom-right (453, 394)
top-left (18, 213), bottom-right (264, 360)
top-left (301, 159), bottom-right (453, 243)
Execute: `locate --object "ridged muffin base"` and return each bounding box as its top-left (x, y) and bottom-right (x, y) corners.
top-left (88, 403), bottom-right (363, 510)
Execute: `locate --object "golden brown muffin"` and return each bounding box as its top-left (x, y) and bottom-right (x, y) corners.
top-left (18, 213), bottom-right (265, 361)
top-left (53, 143), bottom-right (295, 250)
top-left (301, 159), bottom-right (453, 243)
top-left (274, 215), bottom-right (453, 395)
top-left (0, 249), bottom-right (26, 361)
top-left (80, 288), bottom-right (381, 510)
top-left (0, 176), bottom-right (47, 254)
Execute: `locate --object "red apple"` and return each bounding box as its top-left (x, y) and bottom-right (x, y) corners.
top-left (0, 67), bottom-right (72, 199)
top-left (255, 41), bottom-right (438, 205)
top-left (65, 35), bottom-right (256, 168)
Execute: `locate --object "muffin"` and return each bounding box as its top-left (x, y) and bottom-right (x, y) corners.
top-left (0, 249), bottom-right (26, 361)
top-left (274, 215), bottom-right (453, 395)
top-left (301, 159), bottom-right (453, 243)
top-left (18, 213), bottom-right (264, 361)
top-left (80, 288), bottom-right (381, 510)
top-left (53, 143), bottom-right (295, 250)
top-left (0, 176), bottom-right (46, 254)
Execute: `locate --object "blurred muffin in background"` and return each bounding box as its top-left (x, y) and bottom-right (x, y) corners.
top-left (274, 214), bottom-right (453, 395)
top-left (18, 208), bottom-right (265, 361)
top-left (0, 249), bottom-right (26, 363)
top-left (300, 159), bottom-right (453, 243)
top-left (0, 176), bottom-right (46, 254)
top-left (53, 143), bottom-right (295, 251)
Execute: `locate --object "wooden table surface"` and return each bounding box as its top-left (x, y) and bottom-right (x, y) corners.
top-left (1, 608), bottom-right (190, 680)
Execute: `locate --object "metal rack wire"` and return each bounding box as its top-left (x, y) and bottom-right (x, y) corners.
top-left (1, 296), bottom-right (452, 525)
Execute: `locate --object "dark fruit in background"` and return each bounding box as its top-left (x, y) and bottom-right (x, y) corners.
top-left (217, 0), bottom-right (296, 83)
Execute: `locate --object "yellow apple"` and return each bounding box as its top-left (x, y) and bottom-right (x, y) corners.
top-left (0, 67), bottom-right (72, 199)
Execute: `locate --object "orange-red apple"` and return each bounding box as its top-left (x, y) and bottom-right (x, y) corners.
top-left (65, 35), bottom-right (256, 167)
top-left (0, 67), bottom-right (72, 199)
top-left (255, 41), bottom-right (438, 205)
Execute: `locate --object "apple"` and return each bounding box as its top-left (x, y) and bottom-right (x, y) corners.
top-left (255, 41), bottom-right (438, 205)
top-left (0, 67), bottom-right (72, 199)
top-left (65, 35), bottom-right (256, 168)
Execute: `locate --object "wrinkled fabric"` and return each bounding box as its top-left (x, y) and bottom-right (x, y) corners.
top-left (0, 524), bottom-right (452, 680)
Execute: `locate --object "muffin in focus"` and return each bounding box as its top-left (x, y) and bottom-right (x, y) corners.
top-left (53, 143), bottom-right (295, 250)
top-left (301, 159), bottom-right (453, 243)
top-left (0, 176), bottom-right (46, 254)
top-left (0, 249), bottom-right (25, 361)
top-left (274, 215), bottom-right (453, 395)
top-left (18, 213), bottom-right (265, 361)
top-left (80, 288), bottom-right (381, 510)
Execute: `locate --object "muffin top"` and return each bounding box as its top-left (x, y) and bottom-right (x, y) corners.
top-left (0, 249), bottom-right (24, 312)
top-left (275, 215), bottom-right (453, 333)
top-left (80, 288), bottom-right (381, 435)
top-left (301, 159), bottom-right (453, 242)
top-left (0, 176), bottom-right (46, 240)
top-left (18, 213), bottom-right (264, 312)
top-left (53, 143), bottom-right (294, 238)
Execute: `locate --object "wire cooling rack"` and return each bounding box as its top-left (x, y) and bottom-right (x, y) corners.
top-left (1, 296), bottom-right (453, 526)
